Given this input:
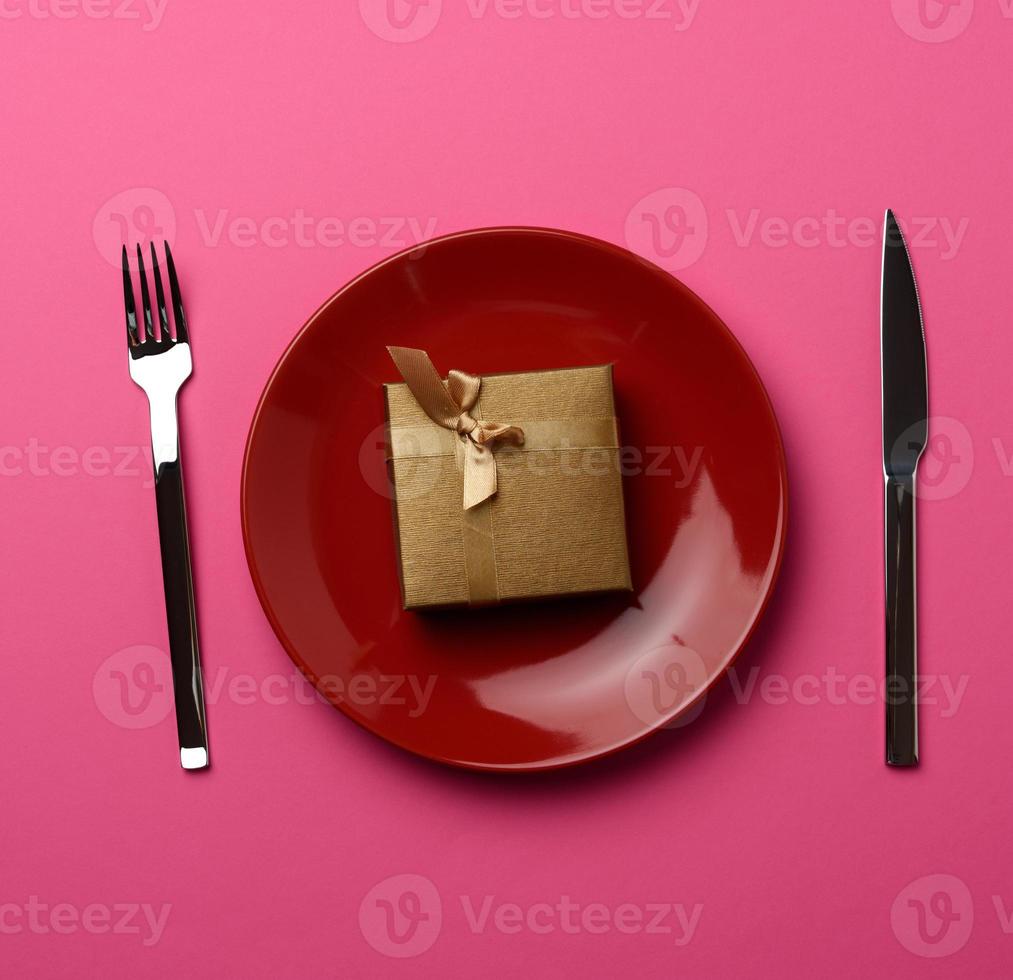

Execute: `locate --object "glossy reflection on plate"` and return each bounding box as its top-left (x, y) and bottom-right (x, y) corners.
top-left (241, 228), bottom-right (787, 771)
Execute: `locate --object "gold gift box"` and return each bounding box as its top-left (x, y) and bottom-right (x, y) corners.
top-left (383, 362), bottom-right (632, 610)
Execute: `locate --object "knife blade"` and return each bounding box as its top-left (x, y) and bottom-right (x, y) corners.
top-left (881, 208), bottom-right (928, 767)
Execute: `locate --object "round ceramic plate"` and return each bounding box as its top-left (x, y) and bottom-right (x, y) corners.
top-left (241, 228), bottom-right (787, 772)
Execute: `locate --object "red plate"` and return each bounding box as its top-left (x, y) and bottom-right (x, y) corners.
top-left (241, 228), bottom-right (787, 772)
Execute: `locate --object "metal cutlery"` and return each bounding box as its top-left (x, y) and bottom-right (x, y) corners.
top-left (121, 243), bottom-right (209, 770)
top-left (881, 209), bottom-right (928, 767)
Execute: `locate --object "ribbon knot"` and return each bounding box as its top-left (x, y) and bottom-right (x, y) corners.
top-left (388, 347), bottom-right (524, 510)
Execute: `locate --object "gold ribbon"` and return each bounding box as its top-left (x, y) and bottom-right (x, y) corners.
top-left (387, 346), bottom-right (525, 510)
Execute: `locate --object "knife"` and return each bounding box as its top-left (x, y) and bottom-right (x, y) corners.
top-left (881, 209), bottom-right (928, 767)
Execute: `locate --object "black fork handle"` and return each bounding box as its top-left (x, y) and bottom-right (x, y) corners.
top-left (154, 456), bottom-right (209, 766)
top-left (885, 473), bottom-right (917, 767)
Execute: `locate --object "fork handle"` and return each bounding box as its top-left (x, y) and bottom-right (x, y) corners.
top-left (154, 452), bottom-right (210, 769)
top-left (885, 473), bottom-right (918, 767)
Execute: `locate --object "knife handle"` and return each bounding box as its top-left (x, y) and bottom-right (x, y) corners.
top-left (885, 473), bottom-right (918, 766)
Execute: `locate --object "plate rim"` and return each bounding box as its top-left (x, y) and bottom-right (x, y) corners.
top-left (240, 225), bottom-right (789, 773)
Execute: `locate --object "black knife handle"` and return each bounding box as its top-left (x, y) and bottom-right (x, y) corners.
top-left (154, 457), bottom-right (209, 765)
top-left (885, 473), bottom-right (918, 766)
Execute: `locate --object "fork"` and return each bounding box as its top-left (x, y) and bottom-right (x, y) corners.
top-left (122, 242), bottom-right (209, 770)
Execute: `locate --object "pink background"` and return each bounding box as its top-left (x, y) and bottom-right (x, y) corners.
top-left (1, 1), bottom-right (1011, 976)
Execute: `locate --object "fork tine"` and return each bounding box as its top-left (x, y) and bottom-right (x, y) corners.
top-left (164, 242), bottom-right (189, 345)
top-left (121, 246), bottom-right (140, 347)
top-left (149, 242), bottom-right (171, 341)
top-left (136, 244), bottom-right (155, 341)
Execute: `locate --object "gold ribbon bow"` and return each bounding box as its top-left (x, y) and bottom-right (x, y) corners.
top-left (387, 346), bottom-right (525, 510)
